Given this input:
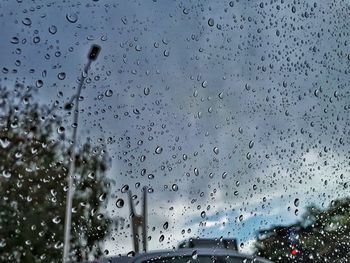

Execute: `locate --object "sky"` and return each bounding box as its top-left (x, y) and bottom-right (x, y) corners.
top-left (1, 0), bottom-right (350, 259)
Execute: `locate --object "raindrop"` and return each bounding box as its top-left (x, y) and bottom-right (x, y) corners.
top-left (57, 126), bottom-right (65, 134)
top-left (163, 50), bottom-right (170, 57)
top-left (208, 18), bottom-right (214, 27)
top-left (116, 199), bottom-right (124, 208)
top-left (172, 184), bottom-right (178, 191)
top-left (246, 152), bottom-right (251, 160)
top-left (192, 250), bottom-right (198, 260)
top-left (33, 36), bottom-right (40, 44)
top-left (0, 138), bottom-right (11, 149)
top-left (213, 147), bottom-right (219, 154)
top-left (239, 215), bottom-right (243, 221)
top-left (294, 198), bottom-right (300, 207)
top-left (48, 25), bottom-right (57, 34)
top-left (22, 18), bottom-right (32, 26)
top-left (163, 222), bottom-right (169, 230)
top-left (99, 193), bottom-right (106, 202)
top-left (36, 80), bottom-right (43, 88)
top-left (201, 211), bottom-right (206, 218)
top-left (201, 81), bottom-right (208, 88)
top-left (2, 171), bottom-right (11, 178)
top-left (66, 13), bottom-right (78, 23)
top-left (121, 185), bottom-right (129, 193)
top-left (194, 168), bottom-right (199, 176)
top-left (159, 235), bottom-right (164, 242)
top-left (57, 72), bottom-right (66, 80)
top-left (249, 140), bottom-right (254, 149)
top-left (155, 146), bottom-right (163, 154)
top-left (135, 45), bottom-right (142, 51)
top-left (54, 241), bottom-right (63, 249)
top-left (105, 89), bottom-right (113, 97)
top-left (11, 37), bottom-right (19, 44)
top-left (52, 216), bottom-right (61, 224)
top-left (144, 87), bottom-right (150, 95)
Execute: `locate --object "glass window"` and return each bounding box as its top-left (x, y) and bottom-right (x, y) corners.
top-left (1, 0), bottom-right (349, 262)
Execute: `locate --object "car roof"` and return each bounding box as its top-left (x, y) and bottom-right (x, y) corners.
top-left (95, 248), bottom-right (273, 263)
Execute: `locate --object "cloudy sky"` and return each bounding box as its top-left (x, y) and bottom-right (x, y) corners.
top-left (1, 0), bottom-right (350, 258)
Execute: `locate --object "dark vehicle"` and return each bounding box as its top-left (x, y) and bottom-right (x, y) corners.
top-left (89, 238), bottom-right (273, 263)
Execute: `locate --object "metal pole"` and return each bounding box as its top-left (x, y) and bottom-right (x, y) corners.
top-left (129, 187), bottom-right (148, 254)
top-left (62, 45), bottom-right (100, 263)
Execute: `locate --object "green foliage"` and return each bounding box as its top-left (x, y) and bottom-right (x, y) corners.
top-left (255, 198), bottom-right (350, 262)
top-left (0, 84), bottom-right (112, 262)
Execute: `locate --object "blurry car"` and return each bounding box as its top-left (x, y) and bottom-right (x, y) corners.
top-left (88, 238), bottom-right (273, 263)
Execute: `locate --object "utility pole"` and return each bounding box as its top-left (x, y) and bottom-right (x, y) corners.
top-left (128, 187), bottom-right (148, 253)
top-left (62, 44), bottom-right (101, 263)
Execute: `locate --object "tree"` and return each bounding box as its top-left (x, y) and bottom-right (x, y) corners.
top-left (0, 83), bottom-right (112, 262)
top-left (255, 198), bottom-right (350, 262)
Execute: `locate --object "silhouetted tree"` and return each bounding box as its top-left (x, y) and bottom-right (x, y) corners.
top-left (255, 198), bottom-right (350, 262)
top-left (0, 83), bottom-right (112, 262)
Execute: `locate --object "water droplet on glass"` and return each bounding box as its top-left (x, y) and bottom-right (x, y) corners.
top-left (213, 147), bottom-right (219, 154)
top-left (99, 193), bottom-right (106, 202)
top-left (52, 216), bottom-right (61, 224)
top-left (192, 250), bottom-right (198, 259)
top-left (121, 185), bottom-right (129, 193)
top-left (33, 36), bottom-right (40, 44)
top-left (155, 146), bottom-right (163, 154)
top-left (116, 198), bottom-right (124, 208)
top-left (201, 211), bottom-right (206, 218)
top-left (2, 171), bottom-right (11, 178)
top-left (222, 172), bottom-right (227, 179)
top-left (208, 18), bottom-right (214, 27)
top-left (66, 13), bottom-right (78, 23)
top-left (194, 168), bottom-right (199, 176)
top-left (0, 138), bottom-right (11, 149)
top-left (144, 87), bottom-right (150, 95)
top-left (172, 184), bottom-right (178, 191)
top-left (57, 72), bottom-right (66, 80)
top-left (246, 152), bottom-right (251, 160)
top-left (294, 198), bottom-right (300, 207)
top-left (11, 37), bottom-right (19, 44)
top-left (135, 45), bottom-right (142, 51)
top-left (57, 126), bottom-right (65, 134)
top-left (48, 25), bottom-right (57, 34)
top-left (159, 235), bottom-right (164, 242)
top-left (163, 222), bottom-right (169, 230)
top-left (249, 140), bottom-right (254, 149)
top-left (36, 80), bottom-right (43, 88)
top-left (22, 18), bottom-right (32, 26)
top-left (105, 89), bottom-right (113, 97)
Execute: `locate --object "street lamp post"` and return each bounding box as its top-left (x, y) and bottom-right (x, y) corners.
top-left (62, 44), bottom-right (101, 263)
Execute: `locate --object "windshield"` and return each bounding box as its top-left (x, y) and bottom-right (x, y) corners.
top-left (142, 256), bottom-right (257, 263)
top-left (0, 0), bottom-right (349, 262)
